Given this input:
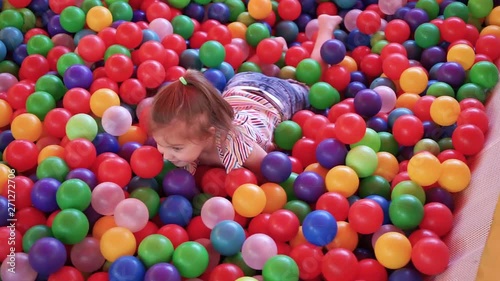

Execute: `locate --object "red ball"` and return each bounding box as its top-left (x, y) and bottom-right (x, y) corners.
top-left (15, 207), bottom-right (47, 235)
top-left (63, 88), bottom-right (91, 114)
top-left (291, 109), bottom-right (315, 127)
top-left (277, 0), bottom-right (302, 21)
top-left (256, 38), bottom-right (283, 64)
top-left (137, 60), bottom-right (166, 89)
top-left (19, 54), bottom-right (50, 82)
top-left (224, 44), bottom-right (245, 70)
top-left (161, 34), bottom-right (187, 55)
top-left (315, 123), bottom-right (337, 142)
top-left (130, 146), bottom-right (164, 179)
top-left (157, 224), bottom-right (189, 248)
top-left (380, 42), bottom-right (408, 61)
top-left (288, 156), bottom-right (304, 174)
top-left (189, 31), bottom-right (208, 49)
top-left (3, 140), bottom-right (39, 172)
top-left (146, 1), bottom-right (172, 22)
top-left (6, 81), bottom-right (34, 110)
top-left (48, 0), bottom-right (73, 13)
top-left (77, 35), bottom-right (106, 63)
top-left (411, 237), bottom-right (450, 275)
top-left (119, 79), bottom-right (147, 106)
top-left (356, 10), bottom-right (381, 35)
top-left (289, 243), bottom-right (324, 280)
top-left (391, 171), bottom-right (410, 189)
top-left (164, 66), bottom-right (186, 82)
top-left (64, 138), bottom-right (97, 169)
top-left (302, 114), bottom-right (329, 139)
top-left (48, 266), bottom-right (85, 281)
top-left (440, 16), bottom-right (467, 43)
top-left (351, 46), bottom-right (372, 65)
top-left (267, 209), bottom-right (300, 242)
top-left (201, 168), bottom-right (227, 197)
top-left (105, 54), bottom-right (134, 82)
top-left (348, 199), bottom-right (384, 234)
top-left (115, 22), bottom-right (143, 49)
top-left (315, 192), bottom-right (350, 221)
top-left (201, 19), bottom-right (221, 33)
top-left (437, 149), bottom-right (467, 163)
top-left (456, 107), bottom-right (489, 134)
top-left (322, 65), bottom-right (351, 92)
top-left (0, 176), bottom-right (33, 210)
top-left (335, 113), bottom-right (366, 144)
top-left (97, 27), bottom-right (117, 48)
top-left (355, 259), bottom-right (388, 281)
top-left (316, 2), bottom-right (338, 16)
top-left (97, 156), bottom-right (132, 188)
top-left (392, 115), bottom-right (424, 146)
top-left (137, 41), bottom-right (167, 65)
top-left (224, 168), bottom-right (258, 197)
top-left (247, 213), bottom-right (271, 236)
top-left (163, 49), bottom-right (180, 70)
top-left (408, 229), bottom-right (439, 247)
top-left (90, 77), bottom-right (119, 94)
top-left (382, 53), bottom-right (410, 80)
top-left (464, 23), bottom-right (480, 45)
top-left (47, 46), bottom-right (71, 71)
top-left (24, 28), bottom-right (49, 43)
top-left (360, 53), bottom-right (383, 77)
top-left (327, 102), bottom-right (354, 123)
top-left (285, 46), bottom-right (310, 67)
top-left (384, 19), bottom-right (411, 43)
top-left (44, 108), bottom-right (72, 138)
top-left (322, 248), bottom-right (359, 281)
top-left (207, 25), bottom-right (232, 46)
top-left (0, 227), bottom-right (23, 261)
top-left (451, 124), bottom-right (485, 156)
top-left (459, 97), bottom-right (486, 111)
top-left (291, 138), bottom-right (318, 168)
top-left (412, 95), bottom-right (435, 122)
top-left (87, 272), bottom-right (109, 281)
top-left (209, 263), bottom-right (245, 281)
top-left (186, 216), bottom-right (211, 241)
top-left (133, 221), bottom-right (159, 245)
top-left (419, 202), bottom-right (453, 237)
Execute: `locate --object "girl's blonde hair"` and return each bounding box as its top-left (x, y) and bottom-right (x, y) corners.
top-left (149, 69), bottom-right (234, 140)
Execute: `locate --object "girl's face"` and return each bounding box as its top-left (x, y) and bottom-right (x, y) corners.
top-left (152, 123), bottom-right (213, 168)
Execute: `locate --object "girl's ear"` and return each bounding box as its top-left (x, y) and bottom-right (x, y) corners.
top-left (208, 126), bottom-right (216, 136)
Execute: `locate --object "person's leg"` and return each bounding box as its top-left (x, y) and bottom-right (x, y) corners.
top-left (311, 14), bottom-right (343, 71)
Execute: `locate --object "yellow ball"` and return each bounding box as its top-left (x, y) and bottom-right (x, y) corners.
top-left (0, 99), bottom-right (13, 128)
top-left (374, 232), bottom-right (412, 269)
top-left (399, 67), bottom-right (428, 94)
top-left (232, 183), bottom-right (267, 217)
top-left (86, 6), bottom-right (113, 32)
top-left (430, 96), bottom-right (461, 126)
top-left (236, 278), bottom-right (259, 281)
top-left (480, 25), bottom-right (500, 38)
top-left (0, 164), bottom-right (13, 193)
top-left (374, 152), bottom-right (400, 182)
top-left (447, 44), bottom-right (475, 70)
top-left (438, 159), bottom-right (471, 193)
top-left (11, 113), bottom-right (43, 142)
top-left (248, 0), bottom-right (272, 20)
top-left (325, 165), bottom-right (359, 197)
top-left (100, 227), bottom-right (136, 262)
top-left (90, 88), bottom-right (120, 117)
top-left (486, 6), bottom-right (500, 26)
top-left (407, 152), bottom-right (442, 187)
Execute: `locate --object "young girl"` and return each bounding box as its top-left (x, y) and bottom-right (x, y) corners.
top-left (149, 15), bottom-right (342, 176)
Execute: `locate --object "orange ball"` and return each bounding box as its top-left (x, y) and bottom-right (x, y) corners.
top-left (248, 0), bottom-right (273, 20)
top-left (11, 113), bottom-right (43, 142)
top-left (395, 93), bottom-right (420, 110)
top-left (0, 99), bottom-right (13, 128)
top-left (227, 22), bottom-right (247, 39)
top-left (92, 216), bottom-right (117, 240)
top-left (338, 56), bottom-right (358, 72)
top-left (289, 226), bottom-right (308, 248)
top-left (326, 221), bottom-right (359, 251)
top-left (304, 163), bottom-right (329, 179)
top-left (480, 25), bottom-right (500, 38)
top-left (232, 183), bottom-right (266, 217)
top-left (38, 144), bottom-right (65, 164)
top-left (86, 6), bottom-right (113, 32)
top-left (374, 152), bottom-right (399, 182)
top-left (261, 182), bottom-right (287, 213)
top-left (117, 125), bottom-right (148, 146)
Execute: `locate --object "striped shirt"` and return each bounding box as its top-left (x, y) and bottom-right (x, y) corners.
top-left (185, 88), bottom-right (282, 174)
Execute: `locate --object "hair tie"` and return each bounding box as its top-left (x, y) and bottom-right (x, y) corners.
top-left (179, 77), bottom-right (187, 85)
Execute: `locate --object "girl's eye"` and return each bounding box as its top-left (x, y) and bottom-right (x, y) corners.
top-left (172, 147), bottom-right (182, 151)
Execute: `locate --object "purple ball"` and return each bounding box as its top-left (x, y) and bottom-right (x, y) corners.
top-left (320, 39), bottom-right (346, 65)
top-left (28, 237), bottom-right (67, 276)
top-left (0, 130), bottom-right (14, 151)
top-left (162, 169), bottom-right (199, 200)
top-left (31, 178), bottom-right (61, 213)
top-left (345, 81), bottom-right (367, 99)
top-left (389, 268), bottom-right (423, 281)
top-left (0, 197), bottom-right (8, 226)
top-left (261, 151), bottom-right (293, 183)
top-left (293, 171), bottom-right (326, 203)
top-left (84, 204), bottom-right (103, 228)
top-left (184, 3), bottom-right (205, 22)
top-left (66, 168), bottom-right (97, 190)
top-left (367, 116), bottom-right (389, 132)
top-left (111, 20), bottom-right (127, 28)
top-left (207, 2), bottom-right (230, 24)
top-left (47, 15), bottom-right (68, 37)
top-left (132, 10), bottom-right (146, 22)
top-left (63, 64), bottom-right (93, 89)
top-left (404, 8), bottom-right (429, 32)
top-left (316, 139), bottom-right (348, 169)
top-left (425, 187), bottom-right (455, 212)
top-left (118, 142), bottom-right (142, 162)
top-left (92, 133), bottom-right (120, 154)
top-left (145, 263), bottom-right (182, 281)
top-left (435, 62), bottom-right (466, 88)
top-left (354, 89), bottom-right (382, 118)
top-left (420, 46), bottom-right (446, 70)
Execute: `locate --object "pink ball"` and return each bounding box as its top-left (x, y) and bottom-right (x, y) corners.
top-left (148, 18), bottom-right (173, 40)
top-left (304, 19), bottom-right (318, 40)
top-left (241, 234), bottom-right (278, 270)
top-left (136, 97), bottom-right (154, 117)
top-left (1, 253), bottom-right (37, 281)
top-left (70, 237), bottom-right (106, 273)
top-left (373, 86), bottom-right (397, 113)
top-left (344, 9), bottom-right (362, 32)
top-left (113, 198), bottom-right (150, 232)
top-left (101, 106), bottom-right (133, 136)
top-left (379, 0), bottom-right (407, 15)
top-left (0, 73), bottom-right (18, 93)
top-left (231, 38), bottom-right (251, 60)
top-left (52, 33), bottom-right (76, 50)
top-left (91, 182), bottom-right (125, 215)
top-left (200, 197), bottom-right (235, 229)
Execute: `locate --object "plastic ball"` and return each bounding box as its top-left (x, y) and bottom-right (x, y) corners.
top-left (108, 256), bottom-right (146, 281)
top-left (469, 61), bottom-right (499, 89)
top-left (66, 113), bottom-right (98, 141)
top-left (399, 67), bottom-right (428, 94)
top-left (407, 152), bottom-right (442, 187)
top-left (438, 159), bottom-right (471, 193)
top-left (335, 113), bottom-right (367, 144)
top-left (70, 237), bottom-right (106, 273)
top-left (261, 151), bottom-right (292, 183)
top-left (52, 209), bottom-right (90, 245)
top-left (248, 0), bottom-right (272, 20)
top-left (309, 82), bottom-right (340, 110)
top-left (100, 227), bottom-right (136, 262)
top-left (348, 199), bottom-right (384, 234)
top-left (389, 194), bottom-right (424, 230)
top-left (86, 6), bottom-right (113, 32)
top-left (232, 184), bottom-right (266, 218)
top-left (11, 113), bottom-right (43, 142)
top-left (1, 252), bottom-right (37, 281)
top-left (411, 237), bottom-right (450, 275)
top-left (321, 248), bottom-right (359, 281)
top-left (241, 233), bottom-right (277, 270)
top-left (199, 40), bottom-right (226, 68)
top-left (113, 198), bottom-right (149, 233)
top-left (28, 237), bottom-right (67, 276)
top-left (172, 241), bottom-right (209, 278)
top-left (144, 263), bottom-right (181, 281)
top-left (137, 234), bottom-right (174, 268)
top-left (374, 232), bottom-right (412, 269)
top-left (201, 196), bottom-right (235, 229)
top-left (302, 210), bottom-right (337, 246)
top-left (210, 220), bottom-right (246, 256)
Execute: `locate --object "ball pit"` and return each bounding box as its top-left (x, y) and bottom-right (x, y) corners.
top-left (0, 0), bottom-right (500, 280)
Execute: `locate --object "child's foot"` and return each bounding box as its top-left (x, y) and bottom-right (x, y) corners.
top-left (317, 14), bottom-right (342, 32)
top-left (311, 14), bottom-right (343, 69)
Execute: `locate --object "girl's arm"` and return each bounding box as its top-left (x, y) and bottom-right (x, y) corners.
top-left (243, 141), bottom-right (268, 180)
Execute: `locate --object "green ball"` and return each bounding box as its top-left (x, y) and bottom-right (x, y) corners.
top-left (238, 61), bottom-right (262, 73)
top-left (57, 52), bottom-right (84, 76)
top-left (371, 39), bottom-right (388, 55)
top-left (469, 61), bottom-right (499, 89)
top-left (26, 91), bottom-right (56, 121)
top-left (262, 255), bottom-right (300, 281)
top-left (138, 234), bottom-right (175, 268)
top-left (172, 15), bottom-right (195, 39)
top-left (237, 12), bottom-right (256, 26)
top-left (172, 241), bottom-right (209, 278)
top-left (109, 1), bottom-right (133, 22)
top-left (456, 83), bottom-right (486, 103)
top-left (414, 138), bottom-right (440, 155)
top-left (246, 22), bottom-right (270, 47)
top-left (192, 193), bottom-right (213, 216)
top-left (104, 0), bottom-right (125, 5)
top-left (283, 199), bottom-right (311, 224)
top-left (351, 128), bottom-right (381, 152)
top-left (0, 60), bottom-right (19, 76)
top-left (280, 173), bottom-right (298, 202)
top-left (346, 145), bottom-right (378, 178)
top-left (56, 179), bottom-right (92, 211)
top-left (130, 187), bottom-right (161, 219)
top-left (0, 9), bottom-right (24, 30)
top-left (66, 113), bottom-right (99, 141)
top-left (273, 120), bottom-right (302, 150)
top-left (22, 225), bottom-right (53, 253)
top-left (308, 82), bottom-right (340, 110)
top-left (60, 6), bottom-right (86, 33)
top-left (37, 157), bottom-right (70, 182)
top-left (35, 74), bottom-right (67, 101)
top-left (225, 0), bottom-right (246, 22)
top-left (370, 31), bottom-right (386, 47)
top-left (392, 180), bottom-right (426, 204)
top-left (378, 132), bottom-right (399, 156)
top-left (199, 40), bottom-right (226, 68)
top-left (426, 81), bottom-right (454, 97)
top-left (358, 175), bottom-right (391, 200)
top-left (18, 8), bottom-right (37, 33)
top-left (104, 44), bottom-right (131, 61)
top-left (295, 59), bottom-right (322, 86)
top-left (167, 0), bottom-right (191, 9)
top-left (415, 0), bottom-right (440, 19)
top-left (443, 2), bottom-right (469, 22)
top-left (414, 23), bottom-right (441, 48)
top-left (224, 252), bottom-right (257, 276)
top-left (194, 0), bottom-right (211, 4)
top-left (51, 209), bottom-right (90, 245)
top-left (469, 0), bottom-right (493, 20)
top-left (279, 66), bottom-right (296, 80)
top-left (389, 194), bottom-right (424, 230)
top-left (438, 137), bottom-right (454, 151)
top-left (81, 0), bottom-right (103, 14)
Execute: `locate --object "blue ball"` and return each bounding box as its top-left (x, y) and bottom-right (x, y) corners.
top-left (366, 116), bottom-right (389, 132)
top-left (0, 40), bottom-right (7, 61)
top-left (28, 237), bottom-right (67, 276)
top-left (302, 210), bottom-right (338, 246)
top-left (74, 29), bottom-right (96, 45)
top-left (63, 64), bottom-right (94, 90)
top-left (346, 29), bottom-right (371, 51)
top-left (184, 3), bottom-right (205, 23)
top-left (31, 178), bottom-right (61, 213)
top-left (333, 29), bottom-right (348, 44)
top-left (159, 195), bottom-right (193, 227)
top-left (179, 49), bottom-right (202, 70)
top-left (274, 20), bottom-right (299, 45)
top-left (128, 176), bottom-right (160, 194)
top-left (216, 62), bottom-right (235, 82)
top-left (210, 220), bottom-right (246, 256)
top-left (92, 133), bottom-right (120, 154)
top-left (316, 138), bottom-right (348, 169)
top-left (28, 0), bottom-right (50, 16)
top-left (0, 27), bottom-right (24, 52)
top-left (366, 195), bottom-right (391, 224)
top-left (261, 151), bottom-right (292, 183)
top-left (293, 171), bottom-right (326, 203)
top-left (13, 44), bottom-right (28, 66)
top-left (203, 68), bottom-right (227, 93)
top-left (109, 256), bottom-right (146, 281)
top-left (0, 130), bottom-right (15, 152)
top-left (320, 39), bottom-right (346, 65)
top-left (66, 168), bottom-right (97, 190)
top-left (142, 29), bottom-right (160, 43)
top-left (294, 14), bottom-right (312, 32)
top-left (118, 142), bottom-right (142, 162)
top-left (350, 71), bottom-right (367, 85)
top-left (402, 40), bottom-right (423, 61)
top-left (207, 3), bottom-right (230, 23)
top-left (370, 77), bottom-right (396, 91)
top-left (387, 108), bottom-right (414, 128)
top-left (132, 10), bottom-right (146, 22)
top-left (345, 81), bottom-right (367, 99)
